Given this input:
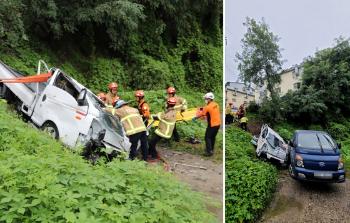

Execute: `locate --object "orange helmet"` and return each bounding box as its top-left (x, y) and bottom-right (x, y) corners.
top-left (167, 87), bottom-right (176, 94)
top-left (167, 97), bottom-right (177, 105)
top-left (135, 90), bottom-right (144, 97)
top-left (97, 92), bottom-right (106, 100)
top-left (108, 82), bottom-right (118, 90)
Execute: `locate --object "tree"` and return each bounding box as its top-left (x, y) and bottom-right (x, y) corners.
top-left (302, 38), bottom-right (350, 119)
top-left (236, 18), bottom-right (283, 97)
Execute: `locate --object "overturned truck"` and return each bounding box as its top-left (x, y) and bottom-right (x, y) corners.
top-left (252, 124), bottom-right (289, 164)
top-left (0, 60), bottom-right (131, 157)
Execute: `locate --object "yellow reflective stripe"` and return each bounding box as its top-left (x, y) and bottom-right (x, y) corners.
top-left (155, 129), bottom-right (171, 139)
top-left (174, 105), bottom-right (182, 109)
top-left (126, 126), bottom-right (146, 135)
top-left (112, 109), bottom-right (116, 116)
top-left (121, 113), bottom-right (139, 122)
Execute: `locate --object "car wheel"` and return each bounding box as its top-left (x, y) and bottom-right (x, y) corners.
top-left (42, 122), bottom-right (59, 139)
top-left (289, 163), bottom-right (296, 178)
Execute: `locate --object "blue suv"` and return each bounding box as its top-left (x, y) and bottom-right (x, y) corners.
top-left (288, 130), bottom-right (345, 183)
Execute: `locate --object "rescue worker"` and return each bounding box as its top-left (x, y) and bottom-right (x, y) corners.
top-left (135, 90), bottom-right (151, 126)
top-left (105, 100), bottom-right (148, 161)
top-left (166, 87), bottom-right (187, 142)
top-left (106, 82), bottom-right (120, 107)
top-left (193, 92), bottom-right (221, 157)
top-left (148, 97), bottom-right (177, 160)
top-left (225, 102), bottom-right (233, 124)
top-left (97, 92), bottom-right (107, 104)
top-left (237, 101), bottom-right (247, 119)
top-left (240, 115), bottom-right (248, 131)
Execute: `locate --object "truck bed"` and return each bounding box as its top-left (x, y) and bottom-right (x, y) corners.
top-left (0, 61), bottom-right (40, 106)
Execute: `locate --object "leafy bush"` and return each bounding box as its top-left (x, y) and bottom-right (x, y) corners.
top-left (225, 126), bottom-right (277, 222)
top-left (327, 122), bottom-right (349, 141)
top-left (0, 101), bottom-right (216, 223)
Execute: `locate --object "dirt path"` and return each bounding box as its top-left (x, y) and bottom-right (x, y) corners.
top-left (259, 170), bottom-right (350, 223)
top-left (158, 148), bottom-right (223, 223)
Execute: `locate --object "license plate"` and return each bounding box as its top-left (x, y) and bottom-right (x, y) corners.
top-left (314, 172), bottom-right (333, 179)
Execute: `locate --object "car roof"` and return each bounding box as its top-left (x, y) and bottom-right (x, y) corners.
top-left (295, 130), bottom-right (327, 135)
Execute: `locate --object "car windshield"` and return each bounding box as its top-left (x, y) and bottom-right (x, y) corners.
top-left (87, 92), bottom-right (105, 110)
top-left (297, 132), bottom-right (336, 151)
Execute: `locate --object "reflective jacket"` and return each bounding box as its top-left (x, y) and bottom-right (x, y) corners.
top-left (111, 106), bottom-right (146, 136)
top-left (106, 92), bottom-right (120, 107)
top-left (199, 101), bottom-right (221, 127)
top-left (155, 108), bottom-right (176, 139)
top-left (240, 117), bottom-right (248, 123)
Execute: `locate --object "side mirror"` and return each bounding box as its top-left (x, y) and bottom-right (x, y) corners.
top-left (338, 143), bottom-right (342, 149)
top-left (77, 89), bottom-right (87, 106)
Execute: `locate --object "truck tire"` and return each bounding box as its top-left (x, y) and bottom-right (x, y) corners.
top-left (42, 121), bottom-right (59, 139)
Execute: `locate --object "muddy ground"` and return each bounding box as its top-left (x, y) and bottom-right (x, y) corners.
top-left (259, 170), bottom-right (350, 223)
top-left (158, 148), bottom-right (223, 223)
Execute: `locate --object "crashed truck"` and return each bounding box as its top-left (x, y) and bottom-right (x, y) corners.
top-left (252, 124), bottom-right (289, 164)
top-left (0, 60), bottom-right (131, 156)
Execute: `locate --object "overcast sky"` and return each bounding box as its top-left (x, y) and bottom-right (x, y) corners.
top-left (225, 0), bottom-right (350, 82)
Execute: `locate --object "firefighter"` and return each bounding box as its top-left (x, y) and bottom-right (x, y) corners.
top-left (193, 92), bottom-right (221, 157)
top-left (225, 102), bottom-right (233, 124)
top-left (105, 100), bottom-right (148, 161)
top-left (240, 115), bottom-right (248, 131)
top-left (148, 97), bottom-right (177, 160)
top-left (237, 101), bottom-right (247, 119)
top-left (97, 92), bottom-right (107, 104)
top-left (135, 90), bottom-right (151, 126)
top-left (106, 82), bottom-right (120, 107)
top-left (166, 87), bottom-right (187, 142)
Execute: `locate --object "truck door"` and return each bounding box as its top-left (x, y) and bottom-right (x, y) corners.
top-left (31, 73), bottom-right (88, 147)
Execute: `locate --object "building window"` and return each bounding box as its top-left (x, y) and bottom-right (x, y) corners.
top-left (294, 82), bottom-right (301, 90)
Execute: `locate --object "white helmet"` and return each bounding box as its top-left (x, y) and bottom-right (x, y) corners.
top-left (204, 92), bottom-right (214, 100)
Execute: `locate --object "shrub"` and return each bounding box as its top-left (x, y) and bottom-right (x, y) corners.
top-left (327, 122), bottom-right (349, 141)
top-left (225, 126), bottom-right (277, 222)
top-left (0, 101), bottom-right (216, 223)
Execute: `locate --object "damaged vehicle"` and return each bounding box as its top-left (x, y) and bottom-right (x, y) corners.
top-left (0, 60), bottom-right (131, 158)
top-left (252, 124), bottom-right (289, 164)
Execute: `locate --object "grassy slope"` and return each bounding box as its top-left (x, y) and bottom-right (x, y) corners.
top-left (0, 99), bottom-right (218, 222)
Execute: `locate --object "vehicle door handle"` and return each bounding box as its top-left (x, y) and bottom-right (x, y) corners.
top-left (42, 94), bottom-right (46, 102)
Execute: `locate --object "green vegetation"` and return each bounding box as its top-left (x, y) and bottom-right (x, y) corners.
top-left (0, 100), bottom-right (217, 222)
top-left (225, 126), bottom-right (277, 222)
top-left (0, 0), bottom-right (222, 93)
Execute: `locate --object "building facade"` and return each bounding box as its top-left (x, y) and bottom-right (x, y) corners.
top-left (225, 82), bottom-right (255, 107)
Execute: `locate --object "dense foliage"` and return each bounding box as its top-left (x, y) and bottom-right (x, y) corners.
top-left (257, 39), bottom-right (350, 125)
top-left (0, 0), bottom-right (222, 92)
top-left (0, 100), bottom-right (216, 222)
top-left (225, 126), bottom-right (277, 222)
top-left (236, 18), bottom-right (283, 97)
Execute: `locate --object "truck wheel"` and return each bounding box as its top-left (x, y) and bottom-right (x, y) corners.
top-left (42, 122), bottom-right (59, 139)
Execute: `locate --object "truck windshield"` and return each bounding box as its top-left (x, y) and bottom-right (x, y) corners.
top-left (297, 133), bottom-right (335, 151)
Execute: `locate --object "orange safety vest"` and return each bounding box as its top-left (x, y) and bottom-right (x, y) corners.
top-left (111, 106), bottom-right (146, 136)
top-left (138, 100), bottom-right (150, 120)
top-left (155, 108), bottom-right (176, 139)
top-left (199, 101), bottom-right (221, 127)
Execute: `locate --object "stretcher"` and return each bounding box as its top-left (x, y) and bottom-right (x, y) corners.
top-left (147, 108), bottom-right (201, 128)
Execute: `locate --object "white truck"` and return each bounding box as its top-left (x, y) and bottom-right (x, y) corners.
top-left (252, 124), bottom-right (289, 164)
top-left (0, 60), bottom-right (130, 156)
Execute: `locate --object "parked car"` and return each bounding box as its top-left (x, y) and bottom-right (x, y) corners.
top-left (288, 130), bottom-right (345, 183)
top-left (252, 124), bottom-right (289, 165)
top-left (0, 60), bottom-right (131, 156)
